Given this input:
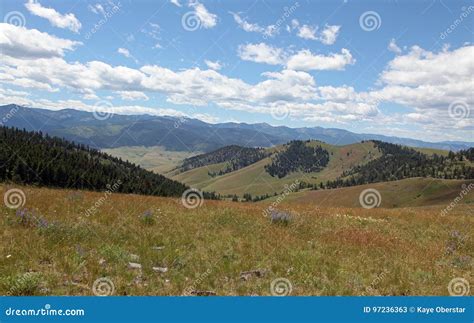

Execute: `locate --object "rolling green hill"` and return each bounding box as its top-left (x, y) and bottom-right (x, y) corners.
top-left (171, 141), bottom-right (382, 196)
top-left (170, 140), bottom-right (473, 198)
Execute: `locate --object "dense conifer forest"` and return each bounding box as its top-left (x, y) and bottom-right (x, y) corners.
top-left (265, 140), bottom-right (330, 178)
top-left (0, 126), bottom-right (189, 197)
top-left (180, 145), bottom-right (268, 175)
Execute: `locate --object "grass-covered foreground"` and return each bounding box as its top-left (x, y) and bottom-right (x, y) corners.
top-left (0, 184), bottom-right (472, 296)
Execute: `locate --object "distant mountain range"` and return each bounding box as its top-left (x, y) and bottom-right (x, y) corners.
top-left (1, 104), bottom-right (472, 151)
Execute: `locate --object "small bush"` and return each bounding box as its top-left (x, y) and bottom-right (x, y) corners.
top-left (1, 272), bottom-right (42, 296)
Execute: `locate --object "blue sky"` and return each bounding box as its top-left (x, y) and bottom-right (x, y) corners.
top-left (0, 0), bottom-right (472, 142)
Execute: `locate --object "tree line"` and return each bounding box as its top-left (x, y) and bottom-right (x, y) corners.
top-left (180, 145), bottom-right (269, 176)
top-left (265, 140), bottom-right (330, 178)
top-left (322, 141), bottom-right (473, 189)
top-left (0, 126), bottom-right (190, 197)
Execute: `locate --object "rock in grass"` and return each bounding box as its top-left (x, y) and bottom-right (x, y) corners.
top-left (128, 262), bottom-right (142, 270)
top-left (152, 246), bottom-right (165, 251)
top-left (240, 269), bottom-right (267, 281)
top-left (269, 210), bottom-right (292, 224)
top-left (152, 267), bottom-right (168, 273)
top-left (190, 290), bottom-right (217, 296)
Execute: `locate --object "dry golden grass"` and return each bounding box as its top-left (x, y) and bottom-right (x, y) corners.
top-left (0, 184), bottom-right (472, 296)
top-left (279, 178), bottom-right (474, 208)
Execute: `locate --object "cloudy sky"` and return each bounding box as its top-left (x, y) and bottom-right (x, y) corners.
top-left (0, 0), bottom-right (473, 142)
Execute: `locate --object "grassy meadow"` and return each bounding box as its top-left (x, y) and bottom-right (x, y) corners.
top-left (102, 146), bottom-right (202, 174)
top-left (276, 178), bottom-right (474, 208)
top-left (1, 183), bottom-right (472, 296)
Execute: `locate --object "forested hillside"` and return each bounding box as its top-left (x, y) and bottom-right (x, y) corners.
top-left (180, 145), bottom-right (268, 175)
top-left (172, 139), bottom-right (473, 198)
top-left (0, 126), bottom-right (189, 197)
top-left (322, 141), bottom-right (474, 189)
top-left (265, 140), bottom-right (330, 178)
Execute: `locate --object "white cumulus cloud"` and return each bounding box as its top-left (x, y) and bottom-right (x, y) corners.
top-left (388, 39), bottom-right (402, 54)
top-left (204, 60), bottom-right (223, 70)
top-left (0, 23), bottom-right (81, 59)
top-left (25, 0), bottom-right (82, 33)
top-left (297, 24), bottom-right (317, 40)
top-left (117, 91), bottom-right (149, 101)
top-left (286, 48), bottom-right (355, 71)
top-left (188, 0), bottom-right (217, 29)
top-left (291, 20), bottom-right (341, 45)
top-left (229, 12), bottom-right (278, 37)
top-left (319, 25), bottom-right (341, 45)
top-left (238, 43), bottom-right (286, 65)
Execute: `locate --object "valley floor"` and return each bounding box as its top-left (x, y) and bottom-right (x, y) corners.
top-left (0, 184), bottom-right (472, 296)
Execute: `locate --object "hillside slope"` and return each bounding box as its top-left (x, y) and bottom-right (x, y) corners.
top-left (171, 140), bottom-right (473, 198)
top-left (171, 141), bottom-right (381, 196)
top-left (276, 178), bottom-right (474, 208)
top-left (0, 126), bottom-right (188, 197)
